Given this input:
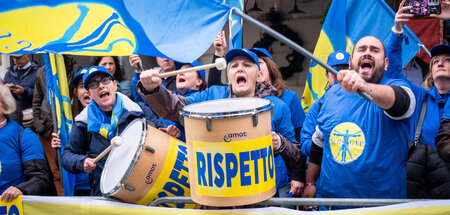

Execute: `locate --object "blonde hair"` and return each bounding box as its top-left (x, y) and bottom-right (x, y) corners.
top-left (0, 84), bottom-right (17, 115)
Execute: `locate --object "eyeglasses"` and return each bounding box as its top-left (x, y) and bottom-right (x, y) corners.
top-left (87, 76), bottom-right (112, 89)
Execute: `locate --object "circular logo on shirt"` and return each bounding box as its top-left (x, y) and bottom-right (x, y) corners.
top-left (329, 122), bottom-right (365, 163)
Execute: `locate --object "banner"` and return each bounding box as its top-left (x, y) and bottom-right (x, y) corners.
top-left (301, 0), bottom-right (422, 112)
top-left (0, 0), bottom-right (230, 62)
top-left (43, 53), bottom-right (77, 196)
top-left (20, 196), bottom-right (450, 215)
top-left (0, 195), bottom-right (23, 215)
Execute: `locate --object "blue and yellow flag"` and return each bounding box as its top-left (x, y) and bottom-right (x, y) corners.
top-left (301, 0), bottom-right (422, 112)
top-left (0, 0), bottom-right (230, 62)
top-left (227, 0), bottom-right (244, 49)
top-left (44, 53), bottom-right (77, 196)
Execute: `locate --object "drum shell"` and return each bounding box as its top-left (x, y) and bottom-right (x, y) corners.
top-left (101, 121), bottom-right (193, 208)
top-left (184, 109), bottom-right (276, 207)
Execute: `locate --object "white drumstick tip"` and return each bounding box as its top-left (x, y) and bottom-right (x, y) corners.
top-left (215, 58), bottom-right (227, 70)
top-left (111, 136), bottom-right (122, 147)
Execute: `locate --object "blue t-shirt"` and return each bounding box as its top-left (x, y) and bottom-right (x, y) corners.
top-left (0, 120), bottom-right (45, 194)
top-left (317, 77), bottom-right (411, 199)
top-left (300, 96), bottom-right (324, 156)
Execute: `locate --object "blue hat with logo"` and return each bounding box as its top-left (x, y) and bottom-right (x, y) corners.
top-left (430, 44), bottom-right (450, 58)
top-left (83, 66), bottom-right (114, 90)
top-left (225, 48), bottom-right (260, 69)
top-left (249, 47), bottom-right (274, 61)
top-left (71, 68), bottom-right (89, 87)
top-left (327, 50), bottom-right (350, 67)
top-left (174, 60), bottom-right (206, 82)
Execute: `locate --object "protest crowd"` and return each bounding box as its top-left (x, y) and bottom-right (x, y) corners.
top-left (0, 0), bottom-right (449, 211)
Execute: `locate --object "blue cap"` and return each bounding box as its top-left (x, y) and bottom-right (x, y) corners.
top-left (225, 48), bottom-right (260, 69)
top-left (430, 44), bottom-right (450, 58)
top-left (174, 60), bottom-right (206, 82)
top-left (327, 50), bottom-right (350, 67)
top-left (249, 47), bottom-right (273, 61)
top-left (71, 68), bottom-right (89, 87)
top-left (83, 66), bottom-right (115, 90)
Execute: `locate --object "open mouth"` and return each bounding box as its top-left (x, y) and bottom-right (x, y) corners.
top-left (99, 91), bottom-right (110, 99)
top-left (84, 95), bottom-right (92, 104)
top-left (177, 76), bottom-right (186, 83)
top-left (236, 75), bottom-right (247, 87)
top-left (360, 58), bottom-right (374, 73)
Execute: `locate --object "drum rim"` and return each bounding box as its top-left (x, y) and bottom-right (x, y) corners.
top-left (101, 118), bottom-right (147, 196)
top-left (182, 98), bottom-right (273, 119)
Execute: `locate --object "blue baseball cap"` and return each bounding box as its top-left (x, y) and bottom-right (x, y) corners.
top-left (174, 60), bottom-right (206, 82)
top-left (225, 48), bottom-right (260, 70)
top-left (430, 44), bottom-right (450, 58)
top-left (83, 66), bottom-right (115, 90)
top-left (249, 47), bottom-right (273, 61)
top-left (327, 50), bottom-right (350, 67)
top-left (71, 68), bottom-right (89, 87)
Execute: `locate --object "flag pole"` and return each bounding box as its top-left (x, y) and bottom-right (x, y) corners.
top-left (232, 8), bottom-right (372, 101)
top-left (49, 90), bottom-right (64, 189)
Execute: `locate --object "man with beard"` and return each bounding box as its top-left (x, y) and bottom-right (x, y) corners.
top-left (302, 36), bottom-right (415, 206)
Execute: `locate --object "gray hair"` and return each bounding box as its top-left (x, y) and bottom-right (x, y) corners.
top-left (0, 84), bottom-right (17, 115)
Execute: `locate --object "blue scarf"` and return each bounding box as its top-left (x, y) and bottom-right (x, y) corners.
top-left (87, 93), bottom-right (124, 140)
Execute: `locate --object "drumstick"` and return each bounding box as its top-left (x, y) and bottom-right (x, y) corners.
top-left (93, 136), bottom-right (123, 164)
top-left (158, 58), bottom-right (227, 78)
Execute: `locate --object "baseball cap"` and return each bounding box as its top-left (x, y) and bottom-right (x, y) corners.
top-left (430, 44), bottom-right (450, 58)
top-left (327, 50), bottom-right (350, 67)
top-left (174, 60), bottom-right (206, 82)
top-left (225, 48), bottom-right (260, 69)
top-left (249, 47), bottom-right (274, 61)
top-left (83, 66), bottom-right (115, 90)
top-left (71, 68), bottom-right (89, 87)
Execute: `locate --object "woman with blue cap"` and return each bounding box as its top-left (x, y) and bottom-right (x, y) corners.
top-left (137, 48), bottom-right (304, 200)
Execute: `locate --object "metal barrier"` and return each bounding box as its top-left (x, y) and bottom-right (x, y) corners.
top-left (149, 197), bottom-right (422, 210)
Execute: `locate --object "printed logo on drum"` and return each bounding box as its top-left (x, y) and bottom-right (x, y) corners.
top-left (145, 163), bottom-right (158, 184)
top-left (223, 132), bottom-right (247, 142)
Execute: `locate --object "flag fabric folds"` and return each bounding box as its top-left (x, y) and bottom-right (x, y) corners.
top-left (44, 53), bottom-right (77, 196)
top-left (227, 0), bottom-right (244, 49)
top-left (0, 0), bottom-right (230, 62)
top-left (301, 0), bottom-right (422, 112)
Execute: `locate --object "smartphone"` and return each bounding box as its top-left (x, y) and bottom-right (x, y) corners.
top-left (405, 0), bottom-right (441, 16)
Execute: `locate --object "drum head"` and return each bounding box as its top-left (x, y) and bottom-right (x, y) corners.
top-left (101, 119), bottom-right (145, 194)
top-left (182, 98), bottom-right (272, 119)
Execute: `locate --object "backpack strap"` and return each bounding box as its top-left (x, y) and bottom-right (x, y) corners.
top-left (409, 93), bottom-right (429, 157)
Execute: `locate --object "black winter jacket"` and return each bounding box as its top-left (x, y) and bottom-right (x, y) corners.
top-left (406, 142), bottom-right (450, 199)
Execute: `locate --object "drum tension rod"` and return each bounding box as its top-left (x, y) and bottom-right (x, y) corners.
top-left (145, 145), bottom-right (155, 153)
top-left (125, 184), bottom-right (136, 192)
top-left (206, 119), bottom-right (212, 132)
top-left (252, 114), bottom-right (258, 127)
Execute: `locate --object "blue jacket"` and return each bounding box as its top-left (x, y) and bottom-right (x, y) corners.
top-left (386, 32), bottom-right (450, 148)
top-left (61, 93), bottom-right (145, 196)
top-left (4, 62), bottom-right (39, 109)
top-left (280, 89), bottom-right (305, 141)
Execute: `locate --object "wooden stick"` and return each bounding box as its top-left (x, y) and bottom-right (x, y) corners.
top-left (93, 136), bottom-right (122, 163)
top-left (158, 58), bottom-right (227, 78)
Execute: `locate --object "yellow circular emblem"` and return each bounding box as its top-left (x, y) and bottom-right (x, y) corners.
top-left (329, 122), bottom-right (365, 163)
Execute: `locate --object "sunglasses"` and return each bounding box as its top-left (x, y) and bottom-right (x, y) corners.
top-left (87, 76), bottom-right (112, 89)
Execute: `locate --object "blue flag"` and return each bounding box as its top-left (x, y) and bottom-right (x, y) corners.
top-left (227, 0), bottom-right (244, 49)
top-left (0, 0), bottom-right (230, 62)
top-left (44, 53), bottom-right (77, 196)
top-left (301, 0), bottom-right (422, 112)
